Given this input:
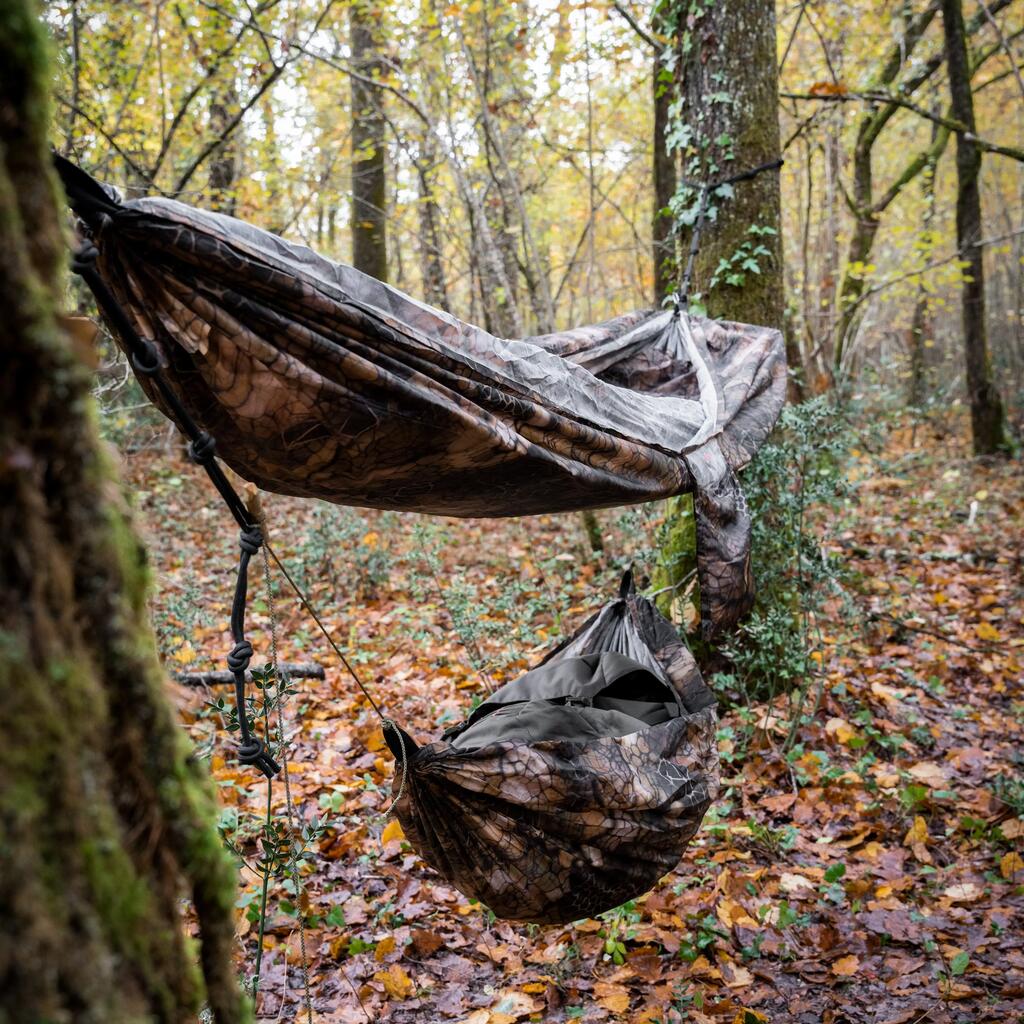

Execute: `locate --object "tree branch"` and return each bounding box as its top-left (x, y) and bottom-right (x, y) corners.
top-left (609, 1), bottom-right (657, 49)
top-left (782, 91), bottom-right (1024, 162)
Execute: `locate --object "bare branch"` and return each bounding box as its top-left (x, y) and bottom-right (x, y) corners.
top-left (782, 90), bottom-right (1024, 162)
top-left (609, 1), bottom-right (657, 50)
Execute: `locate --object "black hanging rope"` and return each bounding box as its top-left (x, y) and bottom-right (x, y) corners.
top-left (673, 157), bottom-right (785, 311)
top-left (71, 234), bottom-right (279, 779)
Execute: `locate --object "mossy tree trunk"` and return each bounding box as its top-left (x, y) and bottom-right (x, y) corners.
top-left (652, 2), bottom-right (677, 307)
top-left (673, 0), bottom-right (784, 328)
top-left (654, 0), bottom-right (783, 625)
top-left (0, 4), bottom-right (247, 1021)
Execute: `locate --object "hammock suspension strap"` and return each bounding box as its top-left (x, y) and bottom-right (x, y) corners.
top-left (72, 236), bottom-right (279, 777)
top-left (71, 232), bottom-right (410, 779)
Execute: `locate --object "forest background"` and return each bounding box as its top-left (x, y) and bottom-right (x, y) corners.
top-left (11, 0), bottom-right (1024, 1021)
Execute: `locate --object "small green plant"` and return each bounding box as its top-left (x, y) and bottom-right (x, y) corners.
top-left (707, 224), bottom-right (778, 291)
top-left (746, 818), bottom-right (798, 857)
top-left (152, 569), bottom-right (210, 663)
top-left (652, 979), bottom-right (704, 1022)
top-left (991, 773), bottom-right (1024, 817)
top-left (294, 503), bottom-right (394, 600)
top-left (598, 900), bottom-right (642, 964)
top-left (678, 913), bottom-right (728, 963)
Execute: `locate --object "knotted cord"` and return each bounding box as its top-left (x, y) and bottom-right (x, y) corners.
top-left (260, 524), bottom-right (314, 1024)
top-left (672, 157), bottom-right (785, 311)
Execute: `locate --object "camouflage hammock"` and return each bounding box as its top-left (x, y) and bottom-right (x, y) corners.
top-left (56, 156), bottom-right (786, 641)
top-left (57, 156), bottom-right (784, 922)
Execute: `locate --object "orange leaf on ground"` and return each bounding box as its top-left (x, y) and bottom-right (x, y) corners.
top-left (374, 964), bottom-right (414, 1000)
top-left (1000, 851), bottom-right (1023, 879)
top-left (410, 928), bottom-right (445, 957)
top-left (832, 954), bottom-right (860, 976)
top-left (381, 818), bottom-right (404, 845)
top-left (594, 981), bottom-right (631, 1013)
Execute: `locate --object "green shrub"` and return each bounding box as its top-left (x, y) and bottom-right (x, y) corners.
top-left (712, 396), bottom-right (852, 712)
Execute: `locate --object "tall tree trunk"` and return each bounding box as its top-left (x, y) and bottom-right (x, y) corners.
top-left (652, 4), bottom-right (676, 306)
top-left (655, 0), bottom-right (783, 625)
top-left (908, 125), bottom-right (939, 409)
top-left (674, 0), bottom-right (784, 329)
top-left (811, 121), bottom-right (841, 391)
top-left (208, 80), bottom-right (240, 215)
top-left (416, 145), bottom-right (449, 312)
top-left (941, 0), bottom-right (1007, 454)
top-left (350, 0), bottom-right (388, 281)
top-left (0, 4), bottom-right (245, 1021)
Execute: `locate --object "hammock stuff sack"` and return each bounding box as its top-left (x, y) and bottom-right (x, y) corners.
top-left (389, 571), bottom-right (719, 924)
top-left (56, 156), bottom-right (786, 922)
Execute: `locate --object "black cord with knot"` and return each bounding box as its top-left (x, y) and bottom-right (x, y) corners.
top-left (70, 237), bottom-right (280, 778)
top-left (672, 156), bottom-right (785, 314)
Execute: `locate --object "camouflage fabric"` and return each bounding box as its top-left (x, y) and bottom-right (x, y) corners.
top-left (56, 158), bottom-right (786, 639)
top-left (387, 573), bottom-right (719, 924)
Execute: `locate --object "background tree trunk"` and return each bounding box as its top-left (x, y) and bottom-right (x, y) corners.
top-left (652, 3), bottom-right (676, 306)
top-left (655, 0), bottom-right (783, 626)
top-left (0, 4), bottom-right (245, 1020)
top-left (208, 80), bottom-right (240, 215)
top-left (675, 0), bottom-right (784, 329)
top-left (908, 128), bottom-right (939, 409)
top-left (350, 0), bottom-right (388, 281)
top-left (416, 140), bottom-right (450, 311)
top-left (941, 0), bottom-right (1007, 454)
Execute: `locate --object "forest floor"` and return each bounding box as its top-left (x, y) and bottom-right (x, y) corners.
top-left (126, 409), bottom-right (1023, 1024)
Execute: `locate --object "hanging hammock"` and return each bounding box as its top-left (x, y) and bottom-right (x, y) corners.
top-left (56, 155), bottom-right (784, 923)
top-left (387, 571), bottom-right (718, 924)
top-left (55, 155), bottom-right (786, 642)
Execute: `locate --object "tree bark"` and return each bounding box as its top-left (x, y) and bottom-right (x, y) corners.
top-left (208, 81), bottom-right (240, 215)
top-left (941, 0), bottom-right (1007, 454)
top-left (908, 125), bottom-right (939, 409)
top-left (416, 141), bottom-right (450, 311)
top-left (0, 5), bottom-right (246, 1020)
top-left (350, 0), bottom-right (388, 281)
top-left (651, 4), bottom-right (676, 306)
top-left (656, 0), bottom-right (783, 624)
top-left (673, 0), bottom-right (784, 330)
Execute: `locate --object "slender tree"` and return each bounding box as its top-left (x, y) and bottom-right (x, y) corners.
top-left (652, 2), bottom-right (676, 306)
top-left (941, 0), bottom-right (1008, 454)
top-left (208, 80), bottom-right (240, 214)
top-left (350, 0), bottom-right (388, 281)
top-left (0, 4), bottom-right (246, 1019)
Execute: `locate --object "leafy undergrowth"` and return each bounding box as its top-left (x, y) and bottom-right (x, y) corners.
top-left (125, 413), bottom-right (1023, 1024)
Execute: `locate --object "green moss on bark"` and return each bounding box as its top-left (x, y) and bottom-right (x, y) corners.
top-left (0, 3), bottom-right (249, 1021)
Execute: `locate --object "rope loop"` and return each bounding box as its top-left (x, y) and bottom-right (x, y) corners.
top-left (227, 639), bottom-right (254, 673)
top-left (237, 737), bottom-right (281, 778)
top-left (189, 431), bottom-right (217, 465)
top-left (381, 719), bottom-right (408, 817)
top-left (239, 526), bottom-right (263, 555)
top-left (130, 339), bottom-right (161, 376)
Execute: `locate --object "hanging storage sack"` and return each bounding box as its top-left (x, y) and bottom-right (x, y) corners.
top-left (385, 572), bottom-right (719, 924)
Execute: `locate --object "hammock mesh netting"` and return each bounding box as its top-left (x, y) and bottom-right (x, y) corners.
top-left (57, 156), bottom-right (786, 922)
